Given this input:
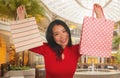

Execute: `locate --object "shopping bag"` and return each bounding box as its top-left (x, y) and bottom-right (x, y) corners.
top-left (10, 17), bottom-right (42, 52)
top-left (80, 5), bottom-right (114, 57)
top-left (0, 21), bottom-right (10, 31)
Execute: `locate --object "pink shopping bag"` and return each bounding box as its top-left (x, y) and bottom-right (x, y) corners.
top-left (80, 5), bottom-right (114, 57)
top-left (10, 17), bottom-right (43, 52)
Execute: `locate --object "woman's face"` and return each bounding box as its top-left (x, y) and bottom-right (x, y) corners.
top-left (52, 25), bottom-right (69, 48)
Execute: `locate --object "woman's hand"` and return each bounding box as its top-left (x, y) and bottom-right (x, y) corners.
top-left (17, 5), bottom-right (26, 20)
top-left (94, 4), bottom-right (104, 18)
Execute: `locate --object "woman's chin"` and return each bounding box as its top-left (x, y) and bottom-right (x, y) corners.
top-left (61, 44), bottom-right (67, 48)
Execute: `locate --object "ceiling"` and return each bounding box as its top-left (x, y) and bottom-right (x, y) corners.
top-left (41, 0), bottom-right (120, 24)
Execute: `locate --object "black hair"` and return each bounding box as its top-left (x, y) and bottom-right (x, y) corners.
top-left (46, 19), bottom-right (72, 59)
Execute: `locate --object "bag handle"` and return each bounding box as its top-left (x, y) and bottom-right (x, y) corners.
top-left (92, 4), bottom-right (105, 18)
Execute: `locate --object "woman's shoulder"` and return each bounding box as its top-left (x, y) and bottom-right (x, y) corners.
top-left (43, 42), bottom-right (48, 46)
top-left (42, 42), bottom-right (50, 48)
top-left (30, 42), bottom-right (50, 55)
top-left (68, 44), bottom-right (79, 50)
top-left (30, 42), bottom-right (49, 50)
top-left (72, 44), bottom-right (80, 50)
top-left (72, 44), bottom-right (79, 47)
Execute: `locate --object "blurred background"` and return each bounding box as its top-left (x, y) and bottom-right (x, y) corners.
top-left (0, 0), bottom-right (120, 78)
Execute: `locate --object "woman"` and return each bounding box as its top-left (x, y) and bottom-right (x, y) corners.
top-left (30, 4), bottom-right (103, 78)
top-left (30, 19), bottom-right (80, 78)
top-left (7, 3), bottom-right (100, 78)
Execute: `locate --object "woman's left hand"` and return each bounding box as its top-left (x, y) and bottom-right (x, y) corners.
top-left (94, 4), bottom-right (104, 18)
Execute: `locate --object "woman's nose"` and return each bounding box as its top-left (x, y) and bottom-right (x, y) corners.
top-left (60, 33), bottom-right (66, 39)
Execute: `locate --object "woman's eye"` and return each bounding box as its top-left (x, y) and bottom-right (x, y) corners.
top-left (54, 33), bottom-right (58, 36)
top-left (55, 34), bottom-right (58, 36)
top-left (63, 30), bottom-right (66, 33)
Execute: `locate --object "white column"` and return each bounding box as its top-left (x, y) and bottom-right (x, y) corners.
top-left (86, 56), bottom-right (88, 63)
top-left (81, 55), bottom-right (84, 63)
top-left (98, 57), bottom-right (100, 63)
top-left (101, 57), bottom-right (104, 63)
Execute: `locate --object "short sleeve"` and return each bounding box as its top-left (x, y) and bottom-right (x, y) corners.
top-left (29, 43), bottom-right (49, 55)
top-left (73, 44), bottom-right (81, 57)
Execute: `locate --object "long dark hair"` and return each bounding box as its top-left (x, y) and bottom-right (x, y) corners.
top-left (46, 19), bottom-right (72, 59)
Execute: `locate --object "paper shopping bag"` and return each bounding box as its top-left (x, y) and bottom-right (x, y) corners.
top-left (80, 5), bottom-right (114, 57)
top-left (10, 17), bottom-right (42, 52)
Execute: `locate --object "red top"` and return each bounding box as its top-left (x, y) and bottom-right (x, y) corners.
top-left (30, 43), bottom-right (81, 78)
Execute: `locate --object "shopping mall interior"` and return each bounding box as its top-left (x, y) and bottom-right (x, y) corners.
top-left (0, 0), bottom-right (120, 78)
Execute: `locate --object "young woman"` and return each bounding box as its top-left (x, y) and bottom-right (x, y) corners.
top-left (30, 19), bottom-right (80, 78)
top-left (30, 4), bottom-right (103, 78)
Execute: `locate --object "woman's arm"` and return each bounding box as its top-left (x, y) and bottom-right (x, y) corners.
top-left (29, 43), bottom-right (48, 55)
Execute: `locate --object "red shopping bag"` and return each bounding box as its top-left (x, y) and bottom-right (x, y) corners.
top-left (80, 5), bottom-right (114, 57)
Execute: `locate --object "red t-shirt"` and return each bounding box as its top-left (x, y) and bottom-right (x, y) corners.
top-left (30, 43), bottom-right (81, 78)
